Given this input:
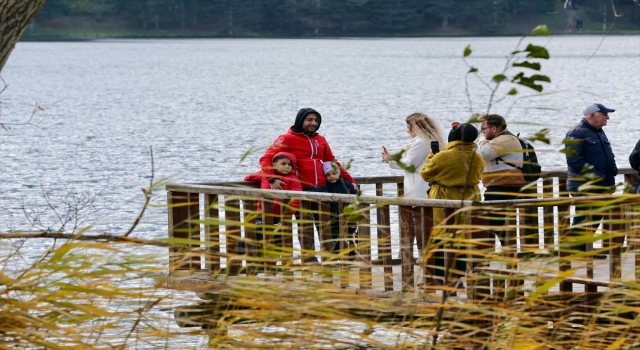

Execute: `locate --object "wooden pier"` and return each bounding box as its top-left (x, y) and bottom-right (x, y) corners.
top-left (164, 169), bottom-right (640, 348)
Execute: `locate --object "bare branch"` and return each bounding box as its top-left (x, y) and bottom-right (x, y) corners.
top-left (0, 231), bottom-right (172, 247)
top-left (587, 1), bottom-right (620, 61)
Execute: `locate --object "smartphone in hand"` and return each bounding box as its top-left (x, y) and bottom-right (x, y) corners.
top-left (430, 141), bottom-right (440, 154)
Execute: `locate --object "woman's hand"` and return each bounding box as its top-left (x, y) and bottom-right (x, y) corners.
top-left (381, 146), bottom-right (390, 163)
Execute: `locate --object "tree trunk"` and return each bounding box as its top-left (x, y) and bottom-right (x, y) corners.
top-left (0, 0), bottom-right (48, 73)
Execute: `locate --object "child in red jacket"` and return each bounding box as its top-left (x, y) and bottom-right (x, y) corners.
top-left (243, 152), bottom-right (302, 254)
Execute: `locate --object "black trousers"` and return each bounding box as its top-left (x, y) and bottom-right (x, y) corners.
top-left (329, 215), bottom-right (357, 254)
top-left (433, 239), bottom-right (467, 279)
top-left (484, 186), bottom-right (522, 245)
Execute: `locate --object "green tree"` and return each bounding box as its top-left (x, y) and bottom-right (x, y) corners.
top-left (457, 0), bottom-right (510, 34)
top-left (366, 0), bottom-right (423, 34)
top-left (423, 0), bottom-right (456, 28)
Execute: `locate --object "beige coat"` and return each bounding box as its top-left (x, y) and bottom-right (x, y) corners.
top-left (477, 129), bottom-right (527, 188)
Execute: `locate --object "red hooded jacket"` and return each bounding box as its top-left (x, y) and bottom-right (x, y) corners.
top-left (259, 109), bottom-right (354, 188)
top-left (244, 151), bottom-right (302, 215)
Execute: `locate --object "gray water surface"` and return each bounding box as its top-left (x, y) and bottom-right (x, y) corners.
top-left (1, 35), bottom-right (639, 237)
top-left (1, 35), bottom-right (639, 349)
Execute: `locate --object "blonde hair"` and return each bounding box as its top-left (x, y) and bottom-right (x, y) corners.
top-left (406, 112), bottom-right (445, 146)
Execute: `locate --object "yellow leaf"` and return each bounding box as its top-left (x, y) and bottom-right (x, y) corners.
top-left (606, 338), bottom-right (626, 350)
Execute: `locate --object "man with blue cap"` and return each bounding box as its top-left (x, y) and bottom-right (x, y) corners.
top-left (564, 103), bottom-right (617, 258)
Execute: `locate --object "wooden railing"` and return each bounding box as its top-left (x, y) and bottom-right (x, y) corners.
top-left (166, 168), bottom-right (640, 296)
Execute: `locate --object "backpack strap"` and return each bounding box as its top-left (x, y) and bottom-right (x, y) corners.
top-left (496, 156), bottom-right (521, 169)
top-left (494, 130), bottom-right (522, 169)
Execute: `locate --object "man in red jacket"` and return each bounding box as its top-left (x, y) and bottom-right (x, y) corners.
top-left (260, 108), bottom-right (356, 262)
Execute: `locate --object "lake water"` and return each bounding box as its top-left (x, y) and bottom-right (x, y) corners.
top-left (1, 35), bottom-right (639, 347)
top-left (2, 35), bottom-right (639, 239)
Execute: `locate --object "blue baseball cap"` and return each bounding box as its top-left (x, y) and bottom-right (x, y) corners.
top-left (583, 103), bottom-right (615, 116)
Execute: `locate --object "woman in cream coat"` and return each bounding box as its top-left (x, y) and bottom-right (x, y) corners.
top-left (382, 112), bottom-right (445, 259)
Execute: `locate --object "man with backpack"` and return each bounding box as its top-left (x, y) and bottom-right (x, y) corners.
top-left (477, 114), bottom-right (530, 248)
top-left (478, 114), bottom-right (528, 200)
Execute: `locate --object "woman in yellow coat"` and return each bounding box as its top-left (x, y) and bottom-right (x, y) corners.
top-left (419, 122), bottom-right (484, 287)
top-left (420, 123), bottom-right (484, 224)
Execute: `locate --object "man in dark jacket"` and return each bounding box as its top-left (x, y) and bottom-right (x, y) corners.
top-left (564, 103), bottom-right (617, 257)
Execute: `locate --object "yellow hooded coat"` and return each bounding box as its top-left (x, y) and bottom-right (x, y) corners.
top-left (419, 141), bottom-right (485, 225)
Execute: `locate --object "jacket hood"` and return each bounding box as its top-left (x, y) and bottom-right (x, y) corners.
top-left (273, 151), bottom-right (297, 169)
top-left (291, 108), bottom-right (322, 134)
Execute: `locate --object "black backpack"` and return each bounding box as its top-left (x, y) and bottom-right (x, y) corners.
top-left (496, 132), bottom-right (542, 183)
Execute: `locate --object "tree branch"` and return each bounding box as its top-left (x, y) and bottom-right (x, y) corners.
top-left (0, 231), bottom-right (172, 247)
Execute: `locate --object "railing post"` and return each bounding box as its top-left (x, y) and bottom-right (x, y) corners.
top-left (243, 199), bottom-right (257, 276)
top-left (299, 200), bottom-right (316, 264)
top-left (279, 203), bottom-right (295, 279)
top-left (261, 200), bottom-right (274, 275)
top-left (522, 186), bottom-right (540, 254)
top-left (357, 203), bottom-right (372, 289)
top-left (319, 201), bottom-right (332, 256)
top-left (420, 207), bottom-right (435, 287)
top-left (339, 202), bottom-right (350, 288)
top-left (167, 191), bottom-right (201, 271)
top-left (468, 208), bottom-right (494, 344)
top-left (468, 211), bottom-right (491, 303)
top-left (542, 177), bottom-right (555, 250)
top-left (224, 197), bottom-right (241, 276)
top-left (608, 205), bottom-right (624, 281)
top-left (557, 179), bottom-right (573, 293)
top-left (376, 183), bottom-right (393, 291)
top-left (399, 205), bottom-right (414, 291)
top-left (502, 204), bottom-right (519, 300)
top-left (204, 194), bottom-right (220, 273)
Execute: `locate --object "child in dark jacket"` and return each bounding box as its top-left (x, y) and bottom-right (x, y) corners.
top-left (322, 161), bottom-right (358, 256)
top-left (243, 152), bottom-right (303, 254)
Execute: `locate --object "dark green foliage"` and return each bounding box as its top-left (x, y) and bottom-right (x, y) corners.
top-left (31, 0), bottom-right (640, 36)
top-left (35, 0), bottom-right (72, 19)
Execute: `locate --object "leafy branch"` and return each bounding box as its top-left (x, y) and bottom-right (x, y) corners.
top-left (388, 149), bottom-right (416, 173)
top-left (462, 25), bottom-right (552, 117)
